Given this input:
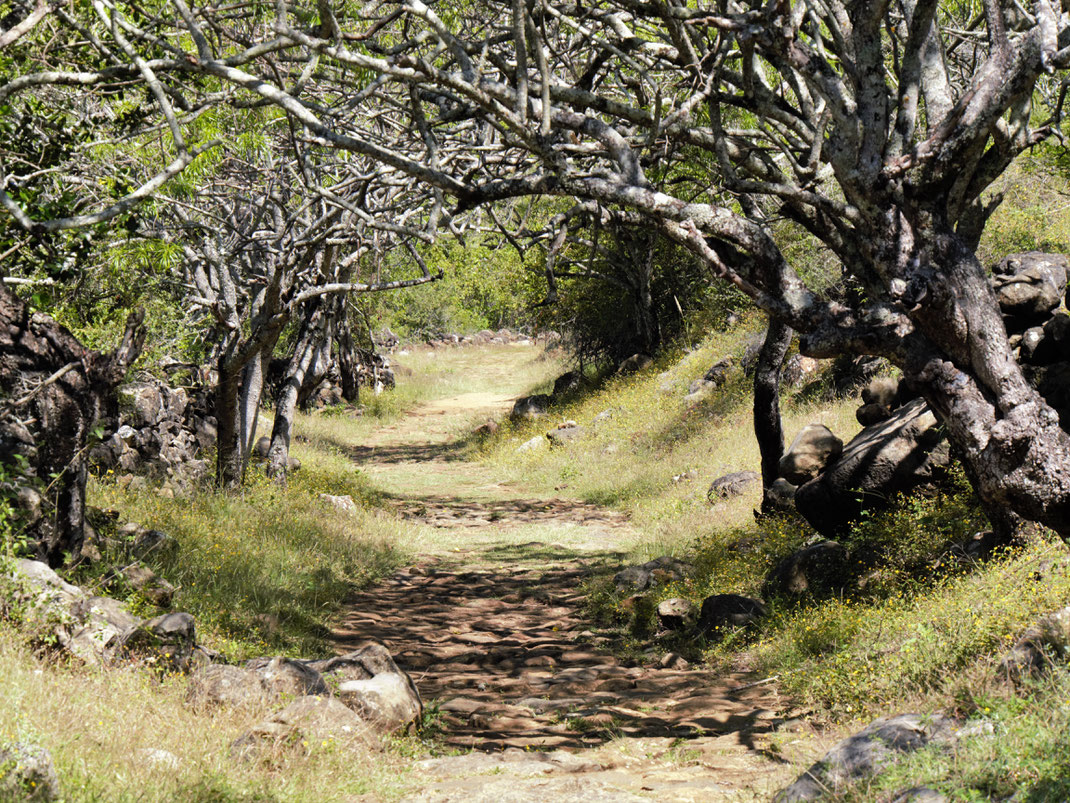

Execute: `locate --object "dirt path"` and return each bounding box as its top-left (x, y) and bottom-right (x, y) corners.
top-left (331, 347), bottom-right (815, 801)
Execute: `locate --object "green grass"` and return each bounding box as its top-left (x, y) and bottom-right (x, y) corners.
top-left (474, 322), bottom-right (1070, 798)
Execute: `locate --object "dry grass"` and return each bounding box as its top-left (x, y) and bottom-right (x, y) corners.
top-left (483, 318), bottom-right (862, 558)
top-left (0, 632), bottom-right (423, 802)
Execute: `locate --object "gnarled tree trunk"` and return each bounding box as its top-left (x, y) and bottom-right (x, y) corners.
top-left (753, 319), bottom-right (793, 513)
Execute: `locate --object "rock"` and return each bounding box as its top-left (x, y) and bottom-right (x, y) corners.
top-left (245, 656), bottom-right (330, 697)
top-left (950, 530), bottom-right (1001, 565)
top-left (137, 748), bottom-right (181, 770)
top-left (337, 673), bottom-right (422, 733)
top-left (11, 485), bottom-right (43, 525)
top-left (765, 478), bottom-right (797, 512)
top-left (659, 651), bottom-right (690, 669)
top-left (8, 560), bottom-right (139, 665)
top-left (656, 598), bottom-right (695, 631)
top-left (779, 424), bottom-right (843, 486)
top-left (613, 567), bottom-right (652, 593)
top-left (319, 493), bottom-right (356, 512)
top-left (187, 664), bottom-right (271, 708)
top-left (130, 531), bottom-right (178, 561)
top-left (592, 409), bottom-right (613, 424)
top-left (473, 420), bottom-right (499, 439)
top-left (775, 713), bottom-right (957, 802)
top-left (120, 383), bottom-right (164, 428)
top-left (617, 353), bottom-right (653, 374)
top-left (546, 422), bottom-right (584, 446)
top-left (232, 695), bottom-right (379, 757)
top-left (698, 594), bottom-right (767, 636)
top-left (684, 381), bottom-right (719, 404)
top-left (516, 436), bottom-right (545, 453)
top-left (782, 355), bottom-right (819, 386)
top-left (763, 541), bottom-right (850, 599)
top-left (120, 563), bottom-right (176, 607)
top-left (613, 556), bottom-right (691, 592)
top-left (861, 376), bottom-right (899, 408)
top-left (707, 471), bottom-right (759, 503)
top-left (0, 742), bottom-right (60, 801)
top-left (1019, 325), bottom-right (1048, 365)
top-left (287, 456), bottom-right (301, 472)
top-left (703, 357), bottom-right (733, 386)
top-left (1024, 361), bottom-right (1070, 429)
top-left (998, 606), bottom-right (1070, 681)
top-left (992, 251), bottom-right (1070, 329)
top-left (308, 642), bottom-right (423, 732)
top-left (552, 371), bottom-right (582, 396)
top-left (856, 402), bottom-right (892, 426)
top-left (511, 394), bottom-right (553, 420)
top-left (114, 612), bottom-right (197, 672)
top-left (794, 399), bottom-right (950, 536)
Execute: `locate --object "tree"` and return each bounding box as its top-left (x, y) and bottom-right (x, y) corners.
top-left (157, 149), bottom-right (440, 487)
top-left (6, 0), bottom-right (1070, 535)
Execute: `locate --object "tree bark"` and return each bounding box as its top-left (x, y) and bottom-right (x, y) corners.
top-left (0, 285), bottom-right (145, 566)
top-left (215, 351), bottom-right (245, 489)
top-left (267, 306), bottom-right (324, 479)
top-left (337, 310), bottom-right (360, 404)
top-left (753, 319), bottom-right (793, 513)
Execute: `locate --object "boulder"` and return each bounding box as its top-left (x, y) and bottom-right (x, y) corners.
top-left (764, 478), bottom-right (798, 513)
top-left (511, 394), bottom-right (552, 420)
top-left (253, 436), bottom-right (271, 459)
top-left (114, 612), bottom-right (198, 672)
top-left (707, 471), bottom-right (759, 503)
top-left (782, 355), bottom-right (819, 387)
top-left (656, 598), bottom-right (695, 631)
top-left (856, 402), bottom-right (892, 426)
top-left (763, 541), bottom-right (850, 599)
top-left (120, 563), bottom-right (176, 608)
top-left (998, 606), bottom-right (1070, 681)
top-left (861, 376), bottom-right (900, 408)
top-left (613, 556), bottom-right (691, 592)
top-left (779, 425), bottom-right (843, 486)
top-left (702, 357), bottom-right (733, 386)
top-left (473, 420), bottom-right (499, 439)
top-left (307, 642), bottom-right (423, 732)
top-left (131, 529), bottom-right (178, 561)
top-left (992, 251), bottom-right (1070, 328)
top-left (187, 664), bottom-right (272, 708)
top-left (9, 559), bottom-right (141, 666)
top-left (552, 371), bottom-right (582, 396)
top-left (546, 422), bottom-right (584, 446)
top-left (319, 493), bottom-right (356, 512)
top-left (516, 436), bottom-right (545, 453)
top-left (0, 742), bottom-right (60, 802)
top-left (232, 695), bottom-right (379, 757)
top-left (698, 594), bottom-right (767, 636)
top-left (616, 353), bottom-right (654, 374)
top-left (794, 399), bottom-right (950, 535)
top-left (245, 656), bottom-right (330, 698)
top-left (775, 714), bottom-right (958, 802)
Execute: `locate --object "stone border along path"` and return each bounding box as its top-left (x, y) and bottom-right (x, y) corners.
top-left (329, 352), bottom-right (818, 801)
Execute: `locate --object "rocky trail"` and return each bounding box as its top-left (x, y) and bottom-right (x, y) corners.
top-left (331, 350), bottom-right (818, 801)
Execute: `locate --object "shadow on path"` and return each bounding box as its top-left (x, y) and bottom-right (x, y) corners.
top-left (334, 558), bottom-right (784, 752)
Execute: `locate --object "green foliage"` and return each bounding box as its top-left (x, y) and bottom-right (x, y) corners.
top-left (540, 227), bottom-right (747, 367)
top-left (368, 239), bottom-right (540, 338)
